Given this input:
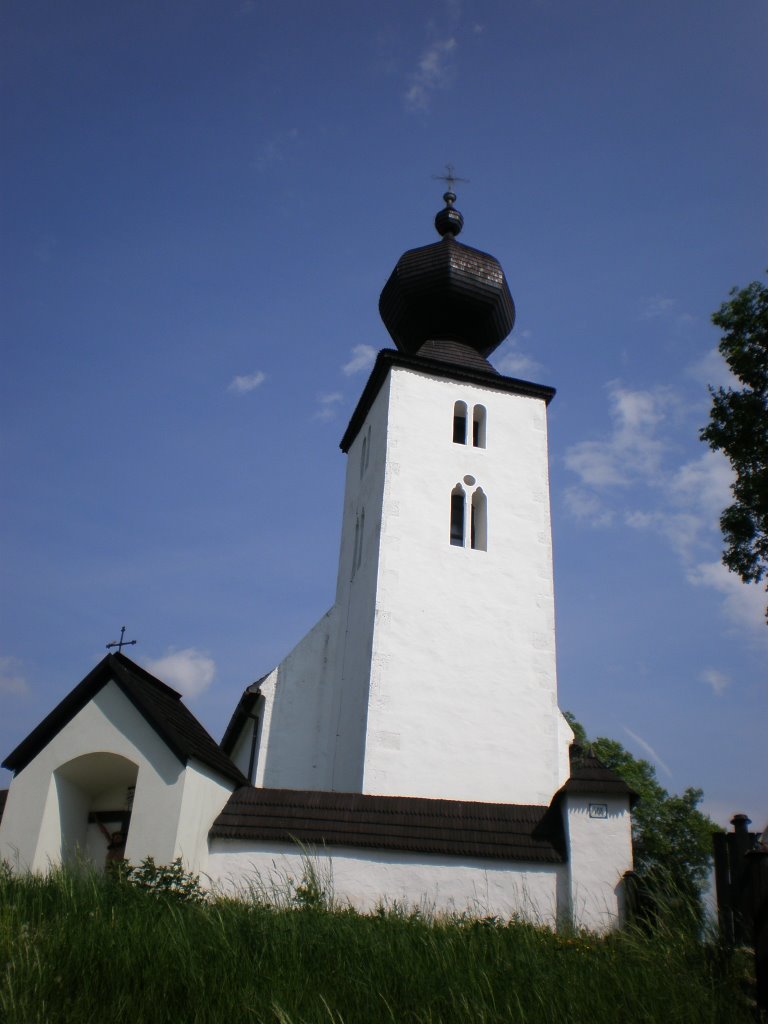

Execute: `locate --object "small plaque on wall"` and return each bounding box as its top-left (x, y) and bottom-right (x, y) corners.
top-left (589, 803), bottom-right (608, 819)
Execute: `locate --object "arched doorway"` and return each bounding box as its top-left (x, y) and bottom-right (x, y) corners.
top-left (53, 752), bottom-right (138, 868)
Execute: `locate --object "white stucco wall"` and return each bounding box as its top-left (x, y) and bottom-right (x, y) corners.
top-left (562, 793), bottom-right (634, 932)
top-left (356, 367), bottom-right (568, 804)
top-left (0, 680), bottom-right (233, 873)
top-left (251, 607), bottom-right (343, 791)
top-left (174, 758), bottom-right (237, 873)
top-left (244, 363), bottom-right (573, 807)
top-left (207, 839), bottom-right (566, 924)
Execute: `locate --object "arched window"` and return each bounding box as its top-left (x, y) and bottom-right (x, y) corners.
top-left (450, 485), bottom-right (465, 546)
top-left (472, 405), bottom-right (487, 448)
top-left (453, 401), bottom-right (467, 444)
top-left (471, 488), bottom-right (487, 551)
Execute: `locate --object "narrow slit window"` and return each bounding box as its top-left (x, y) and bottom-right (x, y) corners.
top-left (472, 405), bottom-right (487, 448)
top-left (453, 401), bottom-right (467, 444)
top-left (360, 436), bottom-right (367, 478)
top-left (357, 509), bottom-right (365, 569)
top-left (352, 518), bottom-right (360, 577)
top-left (247, 714), bottom-right (260, 782)
top-left (471, 488), bottom-right (487, 551)
top-left (450, 486), bottom-right (465, 546)
top-left (365, 426), bottom-right (371, 472)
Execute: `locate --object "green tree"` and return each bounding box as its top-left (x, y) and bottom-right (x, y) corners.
top-left (700, 276), bottom-right (768, 621)
top-left (563, 713), bottom-right (720, 907)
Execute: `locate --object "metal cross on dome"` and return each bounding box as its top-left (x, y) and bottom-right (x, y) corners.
top-left (106, 626), bottom-right (137, 654)
top-left (432, 163), bottom-right (469, 193)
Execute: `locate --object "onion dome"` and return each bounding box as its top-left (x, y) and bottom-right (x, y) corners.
top-left (379, 191), bottom-right (515, 358)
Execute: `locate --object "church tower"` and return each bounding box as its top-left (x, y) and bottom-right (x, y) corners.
top-left (326, 189), bottom-right (573, 804)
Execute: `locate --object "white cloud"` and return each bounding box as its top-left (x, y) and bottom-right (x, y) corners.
top-left (493, 331), bottom-right (540, 378)
top-left (144, 648), bottom-right (215, 699)
top-left (623, 725), bottom-right (673, 779)
top-left (342, 345), bottom-right (376, 376)
top-left (562, 381), bottom-right (767, 639)
top-left (639, 295), bottom-right (695, 331)
top-left (404, 37), bottom-right (457, 112)
top-left (641, 295), bottom-right (675, 319)
top-left (668, 451), bottom-right (733, 519)
top-left (563, 487), bottom-right (614, 527)
top-left (0, 657), bottom-right (29, 697)
top-left (687, 560), bottom-right (767, 633)
top-left (564, 383), bottom-right (671, 489)
top-left (686, 347), bottom-right (737, 390)
top-left (314, 392), bottom-right (344, 422)
top-left (228, 371), bottom-right (266, 394)
top-left (700, 668), bottom-right (731, 697)
top-left (495, 350), bottom-right (539, 377)
top-left (626, 508), bottom-right (707, 560)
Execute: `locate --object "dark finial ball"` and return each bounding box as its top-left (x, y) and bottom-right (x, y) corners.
top-left (435, 204), bottom-right (464, 238)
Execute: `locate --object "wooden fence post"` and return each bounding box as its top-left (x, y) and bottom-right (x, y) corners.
top-left (712, 813), bottom-right (768, 1018)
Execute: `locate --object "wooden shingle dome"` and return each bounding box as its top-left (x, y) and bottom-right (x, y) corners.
top-left (378, 191), bottom-right (516, 359)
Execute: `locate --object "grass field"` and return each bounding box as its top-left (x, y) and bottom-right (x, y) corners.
top-left (0, 862), bottom-right (753, 1024)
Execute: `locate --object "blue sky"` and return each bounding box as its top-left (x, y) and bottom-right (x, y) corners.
top-left (1, 0), bottom-right (766, 831)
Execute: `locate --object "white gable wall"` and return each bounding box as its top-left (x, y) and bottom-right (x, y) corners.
top-left (254, 608), bottom-right (342, 792)
top-left (0, 680), bottom-right (232, 872)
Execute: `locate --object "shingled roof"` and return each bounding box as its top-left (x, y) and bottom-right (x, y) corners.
top-left (561, 745), bottom-right (638, 805)
top-left (209, 787), bottom-right (566, 863)
top-left (2, 653), bottom-right (248, 787)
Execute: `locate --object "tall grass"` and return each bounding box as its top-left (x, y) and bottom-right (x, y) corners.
top-left (0, 863), bottom-right (751, 1024)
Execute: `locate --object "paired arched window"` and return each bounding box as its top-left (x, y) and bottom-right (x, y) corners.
top-left (450, 484), bottom-right (488, 550)
top-left (453, 401), bottom-right (487, 448)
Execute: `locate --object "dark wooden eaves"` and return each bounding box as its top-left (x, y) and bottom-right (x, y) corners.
top-left (340, 348), bottom-right (556, 453)
top-left (558, 745), bottom-right (638, 807)
top-left (210, 787), bottom-right (566, 863)
top-left (220, 678), bottom-right (267, 756)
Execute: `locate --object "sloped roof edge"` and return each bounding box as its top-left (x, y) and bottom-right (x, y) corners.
top-left (340, 348), bottom-right (556, 453)
top-left (220, 676), bottom-right (268, 755)
top-left (2, 653), bottom-right (247, 786)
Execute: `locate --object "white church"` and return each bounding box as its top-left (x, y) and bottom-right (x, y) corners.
top-left (0, 190), bottom-right (635, 930)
